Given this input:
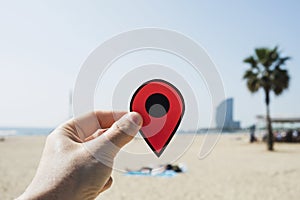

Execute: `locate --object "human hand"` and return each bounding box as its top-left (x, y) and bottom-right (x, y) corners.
top-left (17, 111), bottom-right (142, 200)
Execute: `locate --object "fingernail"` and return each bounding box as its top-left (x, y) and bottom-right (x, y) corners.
top-left (129, 112), bottom-right (143, 126)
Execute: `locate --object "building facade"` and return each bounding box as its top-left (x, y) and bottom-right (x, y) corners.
top-left (216, 98), bottom-right (240, 130)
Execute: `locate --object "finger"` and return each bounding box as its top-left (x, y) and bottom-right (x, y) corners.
top-left (62, 111), bottom-right (127, 140)
top-left (95, 111), bottom-right (127, 129)
top-left (84, 128), bottom-right (108, 142)
top-left (98, 177), bottom-right (113, 194)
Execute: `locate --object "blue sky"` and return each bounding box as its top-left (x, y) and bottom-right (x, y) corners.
top-left (0, 0), bottom-right (299, 128)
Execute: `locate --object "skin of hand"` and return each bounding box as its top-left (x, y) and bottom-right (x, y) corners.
top-left (17, 111), bottom-right (143, 200)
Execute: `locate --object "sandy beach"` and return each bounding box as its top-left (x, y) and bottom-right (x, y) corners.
top-left (1, 134), bottom-right (299, 200)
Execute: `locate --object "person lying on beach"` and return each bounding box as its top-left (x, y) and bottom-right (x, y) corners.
top-left (126, 164), bottom-right (184, 175)
top-left (17, 111), bottom-right (143, 200)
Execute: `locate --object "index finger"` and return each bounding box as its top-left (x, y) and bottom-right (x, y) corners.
top-left (95, 110), bottom-right (127, 128)
top-left (62, 110), bottom-right (127, 140)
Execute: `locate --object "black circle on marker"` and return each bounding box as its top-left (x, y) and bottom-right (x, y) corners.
top-left (145, 93), bottom-right (170, 118)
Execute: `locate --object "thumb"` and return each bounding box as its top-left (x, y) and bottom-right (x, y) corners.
top-left (102, 112), bottom-right (143, 149)
top-left (84, 112), bottom-right (143, 166)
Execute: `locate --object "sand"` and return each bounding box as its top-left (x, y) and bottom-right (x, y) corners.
top-left (0, 134), bottom-right (300, 200)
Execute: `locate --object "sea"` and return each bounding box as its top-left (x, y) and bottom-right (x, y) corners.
top-left (0, 127), bottom-right (248, 137)
top-left (0, 127), bottom-right (54, 136)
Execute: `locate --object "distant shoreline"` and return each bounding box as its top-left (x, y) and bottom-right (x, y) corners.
top-left (0, 127), bottom-right (249, 137)
top-left (0, 127), bottom-right (54, 136)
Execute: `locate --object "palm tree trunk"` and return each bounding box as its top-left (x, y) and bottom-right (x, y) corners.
top-left (265, 89), bottom-right (274, 151)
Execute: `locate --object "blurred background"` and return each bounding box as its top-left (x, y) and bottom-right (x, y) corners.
top-left (0, 1), bottom-right (299, 200)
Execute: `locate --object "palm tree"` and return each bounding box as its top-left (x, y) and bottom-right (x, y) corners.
top-left (243, 46), bottom-right (290, 151)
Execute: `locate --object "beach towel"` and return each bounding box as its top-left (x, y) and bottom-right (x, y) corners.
top-left (125, 170), bottom-right (178, 177)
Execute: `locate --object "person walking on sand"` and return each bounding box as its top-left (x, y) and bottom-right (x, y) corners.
top-left (249, 125), bottom-right (257, 143)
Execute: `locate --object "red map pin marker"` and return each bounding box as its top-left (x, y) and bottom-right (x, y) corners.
top-left (130, 79), bottom-right (185, 157)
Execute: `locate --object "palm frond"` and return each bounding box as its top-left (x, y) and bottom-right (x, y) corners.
top-left (247, 78), bottom-right (260, 93)
top-left (271, 68), bottom-right (290, 95)
top-left (244, 46), bottom-right (290, 96)
top-left (255, 48), bottom-right (269, 64)
top-left (268, 46), bottom-right (279, 64)
top-left (275, 57), bottom-right (291, 68)
top-left (243, 56), bottom-right (257, 68)
top-left (243, 69), bottom-right (257, 79)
